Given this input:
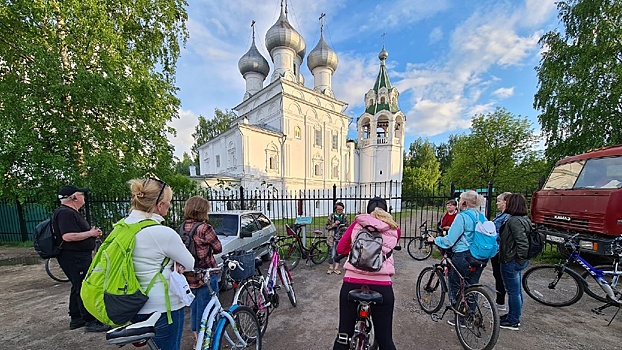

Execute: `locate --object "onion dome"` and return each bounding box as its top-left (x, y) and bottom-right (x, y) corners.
top-left (378, 46), bottom-right (388, 62)
top-left (265, 4), bottom-right (306, 58)
top-left (238, 37), bottom-right (270, 77)
top-left (307, 31), bottom-right (338, 72)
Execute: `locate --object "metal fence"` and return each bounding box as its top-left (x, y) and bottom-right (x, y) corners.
top-left (0, 181), bottom-right (535, 243)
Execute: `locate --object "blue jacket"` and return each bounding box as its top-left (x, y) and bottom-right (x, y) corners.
top-left (493, 212), bottom-right (510, 233)
top-left (434, 208), bottom-right (484, 253)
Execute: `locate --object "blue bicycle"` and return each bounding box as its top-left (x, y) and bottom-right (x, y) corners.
top-left (522, 235), bottom-right (622, 323)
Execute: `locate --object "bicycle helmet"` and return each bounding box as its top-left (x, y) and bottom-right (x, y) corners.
top-left (366, 197), bottom-right (387, 214)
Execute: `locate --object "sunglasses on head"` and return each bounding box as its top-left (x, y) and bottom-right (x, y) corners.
top-left (146, 177), bottom-right (168, 204)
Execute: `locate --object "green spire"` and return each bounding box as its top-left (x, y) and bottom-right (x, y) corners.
top-left (365, 46), bottom-right (399, 115)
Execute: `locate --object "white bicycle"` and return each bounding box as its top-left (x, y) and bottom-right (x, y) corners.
top-left (105, 258), bottom-right (261, 350)
top-left (232, 236), bottom-right (297, 336)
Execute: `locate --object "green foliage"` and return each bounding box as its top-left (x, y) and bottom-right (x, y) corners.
top-left (534, 0), bottom-right (622, 161)
top-left (192, 108), bottom-right (238, 161)
top-left (403, 138), bottom-right (441, 197)
top-left (445, 107), bottom-right (547, 192)
top-left (174, 152), bottom-right (194, 176)
top-left (0, 0), bottom-right (189, 203)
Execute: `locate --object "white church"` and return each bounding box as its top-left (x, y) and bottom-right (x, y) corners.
top-left (196, 2), bottom-right (406, 213)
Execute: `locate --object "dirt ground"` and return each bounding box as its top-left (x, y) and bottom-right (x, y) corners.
top-left (1, 245), bottom-right (620, 350)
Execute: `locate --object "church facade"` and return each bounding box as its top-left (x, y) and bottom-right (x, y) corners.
top-left (196, 2), bottom-right (405, 213)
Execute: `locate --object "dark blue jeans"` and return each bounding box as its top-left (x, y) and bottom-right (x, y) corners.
top-left (132, 308), bottom-right (185, 350)
top-left (190, 274), bottom-right (219, 332)
top-left (448, 251), bottom-right (485, 305)
top-left (500, 259), bottom-right (529, 324)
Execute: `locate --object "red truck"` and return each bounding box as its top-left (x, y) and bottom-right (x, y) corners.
top-left (531, 145), bottom-right (622, 256)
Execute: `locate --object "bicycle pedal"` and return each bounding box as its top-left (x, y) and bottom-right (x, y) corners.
top-left (431, 313), bottom-right (440, 322)
top-left (274, 285), bottom-right (281, 290)
top-left (592, 307), bottom-right (604, 315)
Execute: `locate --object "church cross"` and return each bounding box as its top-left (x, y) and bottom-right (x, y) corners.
top-left (319, 13), bottom-right (326, 33)
top-left (251, 20), bottom-right (256, 40)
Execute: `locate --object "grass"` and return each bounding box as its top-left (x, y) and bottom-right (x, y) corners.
top-left (0, 241), bottom-right (33, 248)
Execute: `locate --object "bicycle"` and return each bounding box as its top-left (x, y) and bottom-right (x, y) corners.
top-left (416, 247), bottom-right (500, 350)
top-left (105, 258), bottom-right (261, 350)
top-left (406, 221), bottom-right (438, 260)
top-left (45, 238), bottom-right (102, 282)
top-left (522, 235), bottom-right (622, 323)
top-left (232, 236), bottom-right (297, 336)
top-left (278, 223), bottom-right (330, 270)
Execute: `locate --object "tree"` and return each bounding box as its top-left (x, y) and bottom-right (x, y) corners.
top-left (534, 0), bottom-right (622, 161)
top-left (446, 107), bottom-right (546, 192)
top-left (0, 1), bottom-right (188, 201)
top-left (192, 108), bottom-right (238, 160)
top-left (403, 138), bottom-right (441, 198)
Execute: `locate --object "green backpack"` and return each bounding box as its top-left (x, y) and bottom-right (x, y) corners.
top-left (80, 219), bottom-right (171, 326)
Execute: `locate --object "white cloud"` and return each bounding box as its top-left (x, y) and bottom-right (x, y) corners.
top-left (493, 87), bottom-right (515, 98)
top-left (168, 109), bottom-right (200, 158)
top-left (429, 27), bottom-right (443, 44)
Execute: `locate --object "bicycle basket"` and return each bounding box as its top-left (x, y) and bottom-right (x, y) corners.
top-left (229, 251), bottom-right (256, 281)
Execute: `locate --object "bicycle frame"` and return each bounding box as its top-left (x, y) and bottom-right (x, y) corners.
top-left (565, 251), bottom-right (619, 302)
top-left (285, 224), bottom-right (317, 255)
top-left (432, 255), bottom-right (484, 318)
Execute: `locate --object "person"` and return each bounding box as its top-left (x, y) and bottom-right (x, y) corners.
top-left (489, 192), bottom-right (513, 312)
top-left (437, 199), bottom-right (458, 235)
top-left (432, 190), bottom-right (487, 326)
top-left (180, 196), bottom-right (222, 341)
top-left (326, 201), bottom-right (348, 275)
top-left (53, 185), bottom-right (110, 332)
top-left (333, 197), bottom-right (400, 350)
top-left (126, 178), bottom-right (195, 350)
top-left (498, 193), bottom-right (531, 331)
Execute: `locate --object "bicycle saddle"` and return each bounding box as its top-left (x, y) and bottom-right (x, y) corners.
top-left (106, 312), bottom-right (160, 345)
top-left (348, 287), bottom-right (383, 304)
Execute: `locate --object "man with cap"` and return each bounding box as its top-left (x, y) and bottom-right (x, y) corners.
top-left (53, 185), bottom-right (109, 332)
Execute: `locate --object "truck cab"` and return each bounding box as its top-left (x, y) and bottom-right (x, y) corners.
top-left (531, 145), bottom-right (622, 255)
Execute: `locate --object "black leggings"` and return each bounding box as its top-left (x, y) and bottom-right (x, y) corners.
top-left (333, 282), bottom-right (397, 350)
top-left (491, 254), bottom-right (507, 305)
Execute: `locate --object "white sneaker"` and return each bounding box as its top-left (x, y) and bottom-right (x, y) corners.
top-left (447, 319), bottom-right (466, 328)
top-left (496, 303), bottom-right (507, 311)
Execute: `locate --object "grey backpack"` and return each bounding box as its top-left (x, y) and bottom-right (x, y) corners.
top-left (348, 225), bottom-right (392, 272)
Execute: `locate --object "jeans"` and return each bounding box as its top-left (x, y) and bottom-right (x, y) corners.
top-left (190, 274), bottom-right (219, 332)
top-left (333, 282), bottom-right (396, 350)
top-left (500, 259), bottom-right (529, 324)
top-left (448, 251), bottom-right (485, 305)
top-left (132, 308), bottom-right (185, 350)
top-left (56, 250), bottom-right (95, 322)
top-left (328, 230), bottom-right (340, 264)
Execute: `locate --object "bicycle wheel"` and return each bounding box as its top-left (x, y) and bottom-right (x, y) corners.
top-left (455, 286), bottom-right (499, 350)
top-left (522, 265), bottom-right (584, 307)
top-left (310, 239), bottom-right (329, 265)
top-left (45, 258), bottom-right (69, 283)
top-left (216, 306), bottom-right (261, 350)
top-left (368, 317), bottom-right (378, 350)
top-left (581, 265), bottom-right (621, 303)
top-left (407, 237), bottom-right (433, 260)
top-left (235, 278), bottom-right (270, 336)
top-left (278, 243), bottom-right (301, 271)
top-left (415, 267), bottom-right (446, 314)
top-left (279, 265), bottom-right (297, 307)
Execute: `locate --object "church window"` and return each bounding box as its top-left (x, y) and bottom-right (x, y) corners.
top-left (216, 155), bottom-right (220, 168)
top-left (314, 164), bottom-right (322, 176)
top-left (266, 143), bottom-right (279, 173)
top-left (331, 133), bottom-right (338, 150)
top-left (295, 126), bottom-right (301, 139)
top-left (332, 165), bottom-right (339, 178)
top-left (314, 128), bottom-right (322, 147)
top-left (269, 157), bottom-right (276, 170)
top-left (228, 142), bottom-right (236, 168)
top-left (363, 125), bottom-right (370, 139)
top-left (381, 97), bottom-right (386, 104)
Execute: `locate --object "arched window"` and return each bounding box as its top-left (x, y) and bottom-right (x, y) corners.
top-left (294, 126), bottom-right (301, 139)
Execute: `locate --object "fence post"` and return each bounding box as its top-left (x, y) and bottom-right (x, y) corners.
top-left (332, 184), bottom-right (337, 208)
top-left (450, 182), bottom-right (455, 198)
top-left (240, 186), bottom-right (246, 210)
top-left (486, 181), bottom-right (493, 219)
top-left (16, 199), bottom-right (28, 242)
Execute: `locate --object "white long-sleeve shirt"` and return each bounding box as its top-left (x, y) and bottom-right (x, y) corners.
top-left (126, 210), bottom-right (194, 314)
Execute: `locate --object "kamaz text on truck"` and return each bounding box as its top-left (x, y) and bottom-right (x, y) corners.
top-left (531, 145), bottom-right (622, 256)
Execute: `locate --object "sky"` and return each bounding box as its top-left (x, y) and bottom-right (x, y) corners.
top-left (168, 0), bottom-right (561, 158)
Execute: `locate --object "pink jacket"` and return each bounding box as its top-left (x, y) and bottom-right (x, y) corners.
top-left (337, 214), bottom-right (400, 285)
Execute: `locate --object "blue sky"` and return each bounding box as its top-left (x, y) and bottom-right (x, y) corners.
top-left (168, 0), bottom-right (560, 158)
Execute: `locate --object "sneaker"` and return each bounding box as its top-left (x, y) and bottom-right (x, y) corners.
top-left (447, 319), bottom-right (466, 328)
top-left (496, 303), bottom-right (507, 311)
top-left (85, 321), bottom-right (111, 333)
top-left (500, 319), bottom-right (520, 331)
top-left (69, 319), bottom-right (86, 330)
top-left (499, 314), bottom-right (520, 326)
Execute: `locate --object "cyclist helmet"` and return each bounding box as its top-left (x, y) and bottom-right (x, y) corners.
top-left (366, 197), bottom-right (387, 214)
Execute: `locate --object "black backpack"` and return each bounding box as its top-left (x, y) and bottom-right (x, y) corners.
top-left (33, 218), bottom-right (61, 259)
top-left (177, 221), bottom-right (203, 265)
top-left (521, 218), bottom-right (545, 259)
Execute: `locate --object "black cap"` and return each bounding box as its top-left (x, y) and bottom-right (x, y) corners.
top-left (58, 185), bottom-right (89, 198)
top-left (367, 197), bottom-right (387, 214)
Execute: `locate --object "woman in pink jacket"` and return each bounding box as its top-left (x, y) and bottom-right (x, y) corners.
top-left (332, 197), bottom-right (400, 350)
